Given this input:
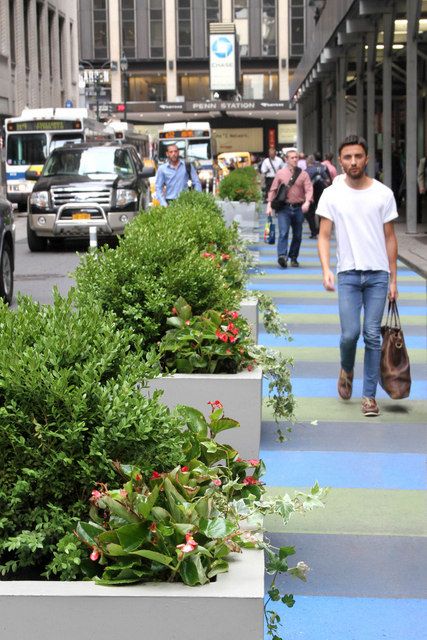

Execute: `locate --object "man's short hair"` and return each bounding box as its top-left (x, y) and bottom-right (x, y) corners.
top-left (282, 147), bottom-right (298, 158)
top-left (339, 135), bottom-right (368, 156)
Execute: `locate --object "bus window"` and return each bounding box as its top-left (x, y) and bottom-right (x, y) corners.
top-left (49, 133), bottom-right (84, 152)
top-left (158, 139), bottom-right (186, 161)
top-left (7, 133), bottom-right (47, 165)
top-left (187, 140), bottom-right (211, 161)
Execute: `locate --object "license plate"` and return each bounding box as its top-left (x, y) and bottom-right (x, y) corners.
top-left (72, 212), bottom-right (91, 220)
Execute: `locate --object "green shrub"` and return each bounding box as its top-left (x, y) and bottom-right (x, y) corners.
top-left (218, 166), bottom-right (262, 203)
top-left (0, 293), bottom-right (187, 579)
top-left (74, 192), bottom-right (248, 349)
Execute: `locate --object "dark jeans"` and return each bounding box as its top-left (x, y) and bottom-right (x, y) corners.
top-left (263, 176), bottom-right (274, 201)
top-left (277, 204), bottom-right (304, 259)
top-left (305, 203), bottom-right (318, 236)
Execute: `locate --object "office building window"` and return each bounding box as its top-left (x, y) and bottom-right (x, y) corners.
top-left (205, 0), bottom-right (220, 55)
top-left (129, 75), bottom-right (167, 102)
top-left (178, 74), bottom-right (210, 100)
top-left (122, 0), bottom-right (135, 58)
top-left (59, 15), bottom-right (65, 80)
top-left (9, 0), bottom-right (15, 65)
top-left (242, 73), bottom-right (278, 100)
top-left (23, 0), bottom-right (30, 70)
top-left (93, 0), bottom-right (108, 59)
top-left (233, 0), bottom-right (248, 56)
top-left (48, 8), bottom-right (55, 78)
top-left (149, 0), bottom-right (164, 58)
top-left (36, 2), bottom-right (43, 74)
top-left (262, 0), bottom-right (276, 56)
top-left (289, 0), bottom-right (304, 59)
top-left (177, 0), bottom-right (192, 58)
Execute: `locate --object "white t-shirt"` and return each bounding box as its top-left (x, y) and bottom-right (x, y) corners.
top-left (260, 156), bottom-right (284, 177)
top-left (316, 178), bottom-right (398, 273)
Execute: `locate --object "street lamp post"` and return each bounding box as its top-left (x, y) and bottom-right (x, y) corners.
top-left (120, 52), bottom-right (129, 122)
top-left (79, 60), bottom-right (112, 121)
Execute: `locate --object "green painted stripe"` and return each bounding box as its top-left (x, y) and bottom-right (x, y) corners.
top-left (262, 397), bottom-right (427, 424)
top-left (275, 313), bottom-right (426, 326)
top-left (263, 487), bottom-right (427, 537)
top-left (252, 273), bottom-right (422, 282)
top-left (271, 346), bottom-right (427, 364)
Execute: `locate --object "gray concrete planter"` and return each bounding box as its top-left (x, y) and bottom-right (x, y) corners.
top-left (145, 366), bottom-right (262, 460)
top-left (217, 200), bottom-right (259, 230)
top-left (239, 296), bottom-right (259, 343)
top-left (0, 549), bottom-right (264, 640)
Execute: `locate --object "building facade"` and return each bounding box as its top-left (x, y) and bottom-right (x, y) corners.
top-left (78, 0), bottom-right (300, 152)
top-left (289, 0), bottom-right (427, 232)
top-left (0, 0), bottom-right (79, 121)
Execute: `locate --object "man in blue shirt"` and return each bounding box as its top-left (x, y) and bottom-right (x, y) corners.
top-left (155, 144), bottom-right (202, 206)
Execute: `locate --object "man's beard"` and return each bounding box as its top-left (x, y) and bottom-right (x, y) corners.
top-left (345, 167), bottom-right (366, 180)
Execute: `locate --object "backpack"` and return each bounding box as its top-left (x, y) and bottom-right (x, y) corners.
top-left (185, 161), bottom-right (194, 190)
top-left (310, 164), bottom-right (331, 204)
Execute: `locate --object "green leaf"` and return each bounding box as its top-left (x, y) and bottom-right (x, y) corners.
top-left (75, 521), bottom-right (105, 548)
top-left (105, 543), bottom-right (131, 557)
top-left (117, 523), bottom-right (150, 552)
top-left (131, 549), bottom-right (174, 567)
top-left (279, 546), bottom-right (296, 560)
top-left (134, 484), bottom-right (159, 519)
top-left (199, 517), bottom-right (236, 539)
top-left (175, 405), bottom-right (208, 437)
top-left (166, 316), bottom-right (184, 329)
top-left (207, 559), bottom-right (229, 579)
top-left (209, 417), bottom-right (239, 435)
top-left (102, 496), bottom-right (140, 524)
top-left (179, 555), bottom-right (209, 585)
top-left (281, 594), bottom-right (295, 608)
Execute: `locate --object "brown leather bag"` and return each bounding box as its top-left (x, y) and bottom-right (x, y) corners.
top-left (380, 300), bottom-right (411, 399)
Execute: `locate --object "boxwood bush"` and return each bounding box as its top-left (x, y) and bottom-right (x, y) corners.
top-left (74, 192), bottom-right (249, 349)
top-left (0, 293), bottom-right (187, 579)
top-left (218, 166), bottom-right (262, 203)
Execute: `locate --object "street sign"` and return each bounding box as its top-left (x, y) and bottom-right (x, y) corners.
top-left (65, 99), bottom-right (73, 108)
top-left (185, 100), bottom-right (292, 112)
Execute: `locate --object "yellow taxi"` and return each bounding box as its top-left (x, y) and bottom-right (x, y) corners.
top-left (217, 151), bottom-right (251, 177)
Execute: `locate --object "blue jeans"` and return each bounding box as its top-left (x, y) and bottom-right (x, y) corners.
top-left (337, 270), bottom-right (389, 398)
top-left (277, 205), bottom-right (304, 259)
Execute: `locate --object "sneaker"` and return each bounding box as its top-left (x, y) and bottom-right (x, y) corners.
top-left (337, 368), bottom-right (354, 400)
top-left (361, 397), bottom-right (380, 417)
top-left (278, 255), bottom-right (287, 268)
top-left (290, 259), bottom-right (299, 267)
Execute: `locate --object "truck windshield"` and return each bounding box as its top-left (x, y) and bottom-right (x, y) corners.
top-left (43, 147), bottom-right (135, 177)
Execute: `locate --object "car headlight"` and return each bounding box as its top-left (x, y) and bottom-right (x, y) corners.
top-left (29, 191), bottom-right (49, 208)
top-left (116, 188), bottom-right (138, 207)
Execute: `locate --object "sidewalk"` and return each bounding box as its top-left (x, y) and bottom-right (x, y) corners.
top-left (246, 219), bottom-right (427, 640)
top-left (395, 220), bottom-right (427, 278)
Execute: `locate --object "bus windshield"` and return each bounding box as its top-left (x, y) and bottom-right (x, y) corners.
top-left (49, 133), bottom-right (84, 151)
top-left (158, 139), bottom-right (211, 162)
top-left (7, 133), bottom-right (47, 165)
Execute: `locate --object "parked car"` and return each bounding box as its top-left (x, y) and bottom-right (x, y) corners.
top-left (0, 193), bottom-right (15, 304)
top-left (27, 142), bottom-right (155, 251)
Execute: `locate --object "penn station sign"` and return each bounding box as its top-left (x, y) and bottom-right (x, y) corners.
top-left (209, 33), bottom-right (237, 92)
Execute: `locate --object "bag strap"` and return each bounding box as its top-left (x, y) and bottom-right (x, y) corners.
top-left (286, 166), bottom-right (301, 189)
top-left (385, 299), bottom-right (401, 330)
top-left (267, 214), bottom-right (273, 223)
top-left (185, 161), bottom-right (193, 185)
top-left (269, 158), bottom-right (277, 174)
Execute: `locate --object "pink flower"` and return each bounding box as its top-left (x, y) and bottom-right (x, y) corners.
top-left (247, 365), bottom-right (254, 371)
top-left (150, 471), bottom-right (161, 480)
top-left (171, 307), bottom-right (178, 315)
top-left (235, 457), bottom-right (243, 463)
top-left (185, 320), bottom-right (190, 326)
top-left (120, 489), bottom-right (128, 497)
top-left (215, 328), bottom-right (228, 342)
top-left (91, 489), bottom-right (102, 500)
top-left (248, 459), bottom-right (260, 467)
top-left (208, 400), bottom-right (223, 411)
top-left (212, 478), bottom-right (222, 486)
top-left (90, 547), bottom-right (100, 562)
top-left (230, 311), bottom-right (239, 319)
top-left (226, 349), bottom-right (232, 355)
top-left (221, 253), bottom-right (230, 261)
top-left (181, 466), bottom-right (189, 472)
top-left (177, 532), bottom-right (198, 554)
top-left (227, 323), bottom-right (239, 335)
top-left (243, 476), bottom-right (259, 486)
top-left (149, 522), bottom-right (157, 533)
top-left (228, 335), bottom-right (236, 343)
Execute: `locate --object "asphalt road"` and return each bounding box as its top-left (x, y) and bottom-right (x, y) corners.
top-left (12, 215), bottom-right (86, 306)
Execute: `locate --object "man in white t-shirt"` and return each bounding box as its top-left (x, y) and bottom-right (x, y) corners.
top-left (260, 147), bottom-right (284, 202)
top-left (317, 135), bottom-right (398, 417)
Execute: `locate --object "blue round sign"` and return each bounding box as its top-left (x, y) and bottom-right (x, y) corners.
top-left (212, 36), bottom-right (233, 59)
top-left (65, 99), bottom-right (73, 108)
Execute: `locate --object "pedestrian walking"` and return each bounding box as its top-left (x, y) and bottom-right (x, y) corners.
top-left (297, 152), bottom-right (307, 171)
top-left (266, 148), bottom-right (313, 268)
top-left (155, 144), bottom-right (201, 206)
top-left (317, 134), bottom-right (399, 417)
top-left (322, 152), bottom-right (338, 181)
top-left (305, 154), bottom-right (331, 238)
top-left (260, 147), bottom-right (284, 202)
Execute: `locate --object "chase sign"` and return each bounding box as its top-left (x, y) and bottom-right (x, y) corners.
top-left (209, 33), bottom-right (236, 92)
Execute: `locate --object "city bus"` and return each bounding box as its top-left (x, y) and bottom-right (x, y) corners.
top-left (4, 107), bottom-right (114, 210)
top-left (158, 122), bottom-right (214, 190)
top-left (107, 119), bottom-right (151, 160)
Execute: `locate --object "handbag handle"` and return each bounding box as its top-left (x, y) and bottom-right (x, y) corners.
top-left (384, 299), bottom-right (401, 331)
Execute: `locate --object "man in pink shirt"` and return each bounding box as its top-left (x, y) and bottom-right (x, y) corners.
top-left (322, 153), bottom-right (338, 180)
top-left (266, 149), bottom-right (313, 268)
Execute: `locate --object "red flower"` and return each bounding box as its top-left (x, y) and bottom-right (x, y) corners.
top-left (135, 473), bottom-right (142, 481)
top-left (91, 489), bottom-right (102, 500)
top-left (228, 335), bottom-right (236, 343)
top-left (208, 400), bottom-right (223, 411)
top-left (149, 522), bottom-right (157, 532)
top-left (227, 323), bottom-right (239, 336)
top-left (171, 307), bottom-right (178, 315)
top-left (215, 329), bottom-right (228, 342)
top-left (247, 364), bottom-right (254, 371)
top-left (243, 476), bottom-right (259, 486)
top-left (181, 466), bottom-right (189, 472)
top-left (90, 547), bottom-right (100, 562)
top-left (185, 320), bottom-right (190, 326)
top-left (221, 253), bottom-right (230, 261)
top-left (230, 311), bottom-right (239, 319)
top-left (226, 349), bottom-right (232, 355)
top-left (176, 532), bottom-right (198, 554)
top-left (248, 459), bottom-right (260, 467)
top-left (235, 457), bottom-right (243, 463)
top-left (150, 471), bottom-right (161, 480)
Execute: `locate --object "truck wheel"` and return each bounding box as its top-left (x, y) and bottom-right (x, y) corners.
top-left (0, 241), bottom-right (14, 305)
top-left (27, 219), bottom-right (48, 252)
